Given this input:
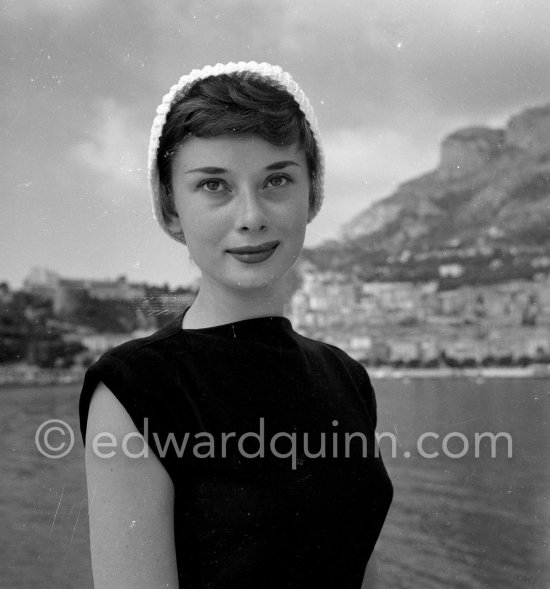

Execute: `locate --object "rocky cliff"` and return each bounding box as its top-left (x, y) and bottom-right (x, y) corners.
top-left (339, 103), bottom-right (550, 253)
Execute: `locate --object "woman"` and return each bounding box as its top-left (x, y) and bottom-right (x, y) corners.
top-left (79, 61), bottom-right (393, 588)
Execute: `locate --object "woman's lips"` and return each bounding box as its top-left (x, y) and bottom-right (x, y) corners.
top-left (226, 240), bottom-right (280, 254)
top-left (226, 241), bottom-right (279, 264)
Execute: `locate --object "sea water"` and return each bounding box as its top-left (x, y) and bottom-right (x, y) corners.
top-left (0, 378), bottom-right (548, 588)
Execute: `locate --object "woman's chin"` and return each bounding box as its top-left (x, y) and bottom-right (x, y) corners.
top-left (195, 248), bottom-right (299, 293)
top-left (227, 272), bottom-right (283, 292)
top-left (219, 262), bottom-right (288, 292)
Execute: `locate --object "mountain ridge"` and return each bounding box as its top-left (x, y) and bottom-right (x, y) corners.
top-left (336, 102), bottom-right (550, 255)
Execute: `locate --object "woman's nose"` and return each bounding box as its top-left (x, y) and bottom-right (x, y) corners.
top-left (235, 186), bottom-right (267, 232)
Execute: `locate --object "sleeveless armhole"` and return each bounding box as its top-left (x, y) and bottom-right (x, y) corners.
top-left (356, 363), bottom-right (378, 431)
top-left (321, 341), bottom-right (378, 431)
top-left (365, 369), bottom-right (378, 430)
top-left (78, 353), bottom-right (175, 477)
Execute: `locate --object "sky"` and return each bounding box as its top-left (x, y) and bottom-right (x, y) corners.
top-left (2, 0), bottom-right (550, 289)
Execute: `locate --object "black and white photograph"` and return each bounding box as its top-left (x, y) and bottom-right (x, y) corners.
top-left (1, 1), bottom-right (549, 587)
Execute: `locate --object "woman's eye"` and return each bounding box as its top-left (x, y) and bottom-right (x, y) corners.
top-left (266, 175), bottom-right (290, 188)
top-left (200, 180), bottom-right (226, 193)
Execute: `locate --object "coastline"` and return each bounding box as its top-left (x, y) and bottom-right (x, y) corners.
top-left (1, 362), bottom-right (549, 387)
top-left (0, 364), bottom-right (84, 387)
top-left (367, 365), bottom-right (550, 380)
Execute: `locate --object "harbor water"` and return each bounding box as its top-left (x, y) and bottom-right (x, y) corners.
top-left (1, 377), bottom-right (549, 588)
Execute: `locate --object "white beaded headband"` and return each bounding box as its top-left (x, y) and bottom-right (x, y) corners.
top-left (147, 61), bottom-right (325, 244)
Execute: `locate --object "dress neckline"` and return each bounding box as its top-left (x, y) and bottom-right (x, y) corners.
top-left (174, 306), bottom-right (295, 343)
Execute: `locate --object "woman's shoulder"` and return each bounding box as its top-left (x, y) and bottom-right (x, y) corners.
top-left (94, 311), bottom-right (185, 366)
top-left (293, 329), bottom-right (355, 360)
top-left (79, 312), bottom-right (186, 448)
top-left (293, 330), bottom-right (370, 377)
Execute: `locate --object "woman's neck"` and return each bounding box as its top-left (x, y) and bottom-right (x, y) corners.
top-left (182, 280), bottom-right (287, 329)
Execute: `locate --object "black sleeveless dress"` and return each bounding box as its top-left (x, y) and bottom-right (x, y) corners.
top-left (79, 307), bottom-right (393, 588)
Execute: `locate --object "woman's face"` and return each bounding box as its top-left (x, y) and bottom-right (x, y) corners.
top-left (166, 134), bottom-right (311, 294)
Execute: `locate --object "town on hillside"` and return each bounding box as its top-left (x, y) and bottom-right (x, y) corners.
top-left (289, 261), bottom-right (550, 369)
top-left (1, 262), bottom-right (549, 385)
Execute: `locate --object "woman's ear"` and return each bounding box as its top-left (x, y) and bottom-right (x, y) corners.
top-left (164, 211), bottom-right (182, 234)
top-left (307, 190), bottom-right (315, 223)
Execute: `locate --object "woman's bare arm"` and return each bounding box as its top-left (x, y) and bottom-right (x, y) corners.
top-left (85, 382), bottom-right (179, 589)
top-left (361, 548), bottom-right (380, 588)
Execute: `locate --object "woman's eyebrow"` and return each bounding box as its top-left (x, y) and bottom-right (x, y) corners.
top-left (185, 161), bottom-right (300, 174)
top-left (185, 166), bottom-right (228, 174)
top-left (265, 160), bottom-right (300, 170)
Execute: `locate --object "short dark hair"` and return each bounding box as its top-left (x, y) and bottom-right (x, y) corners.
top-left (157, 72), bottom-right (320, 221)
